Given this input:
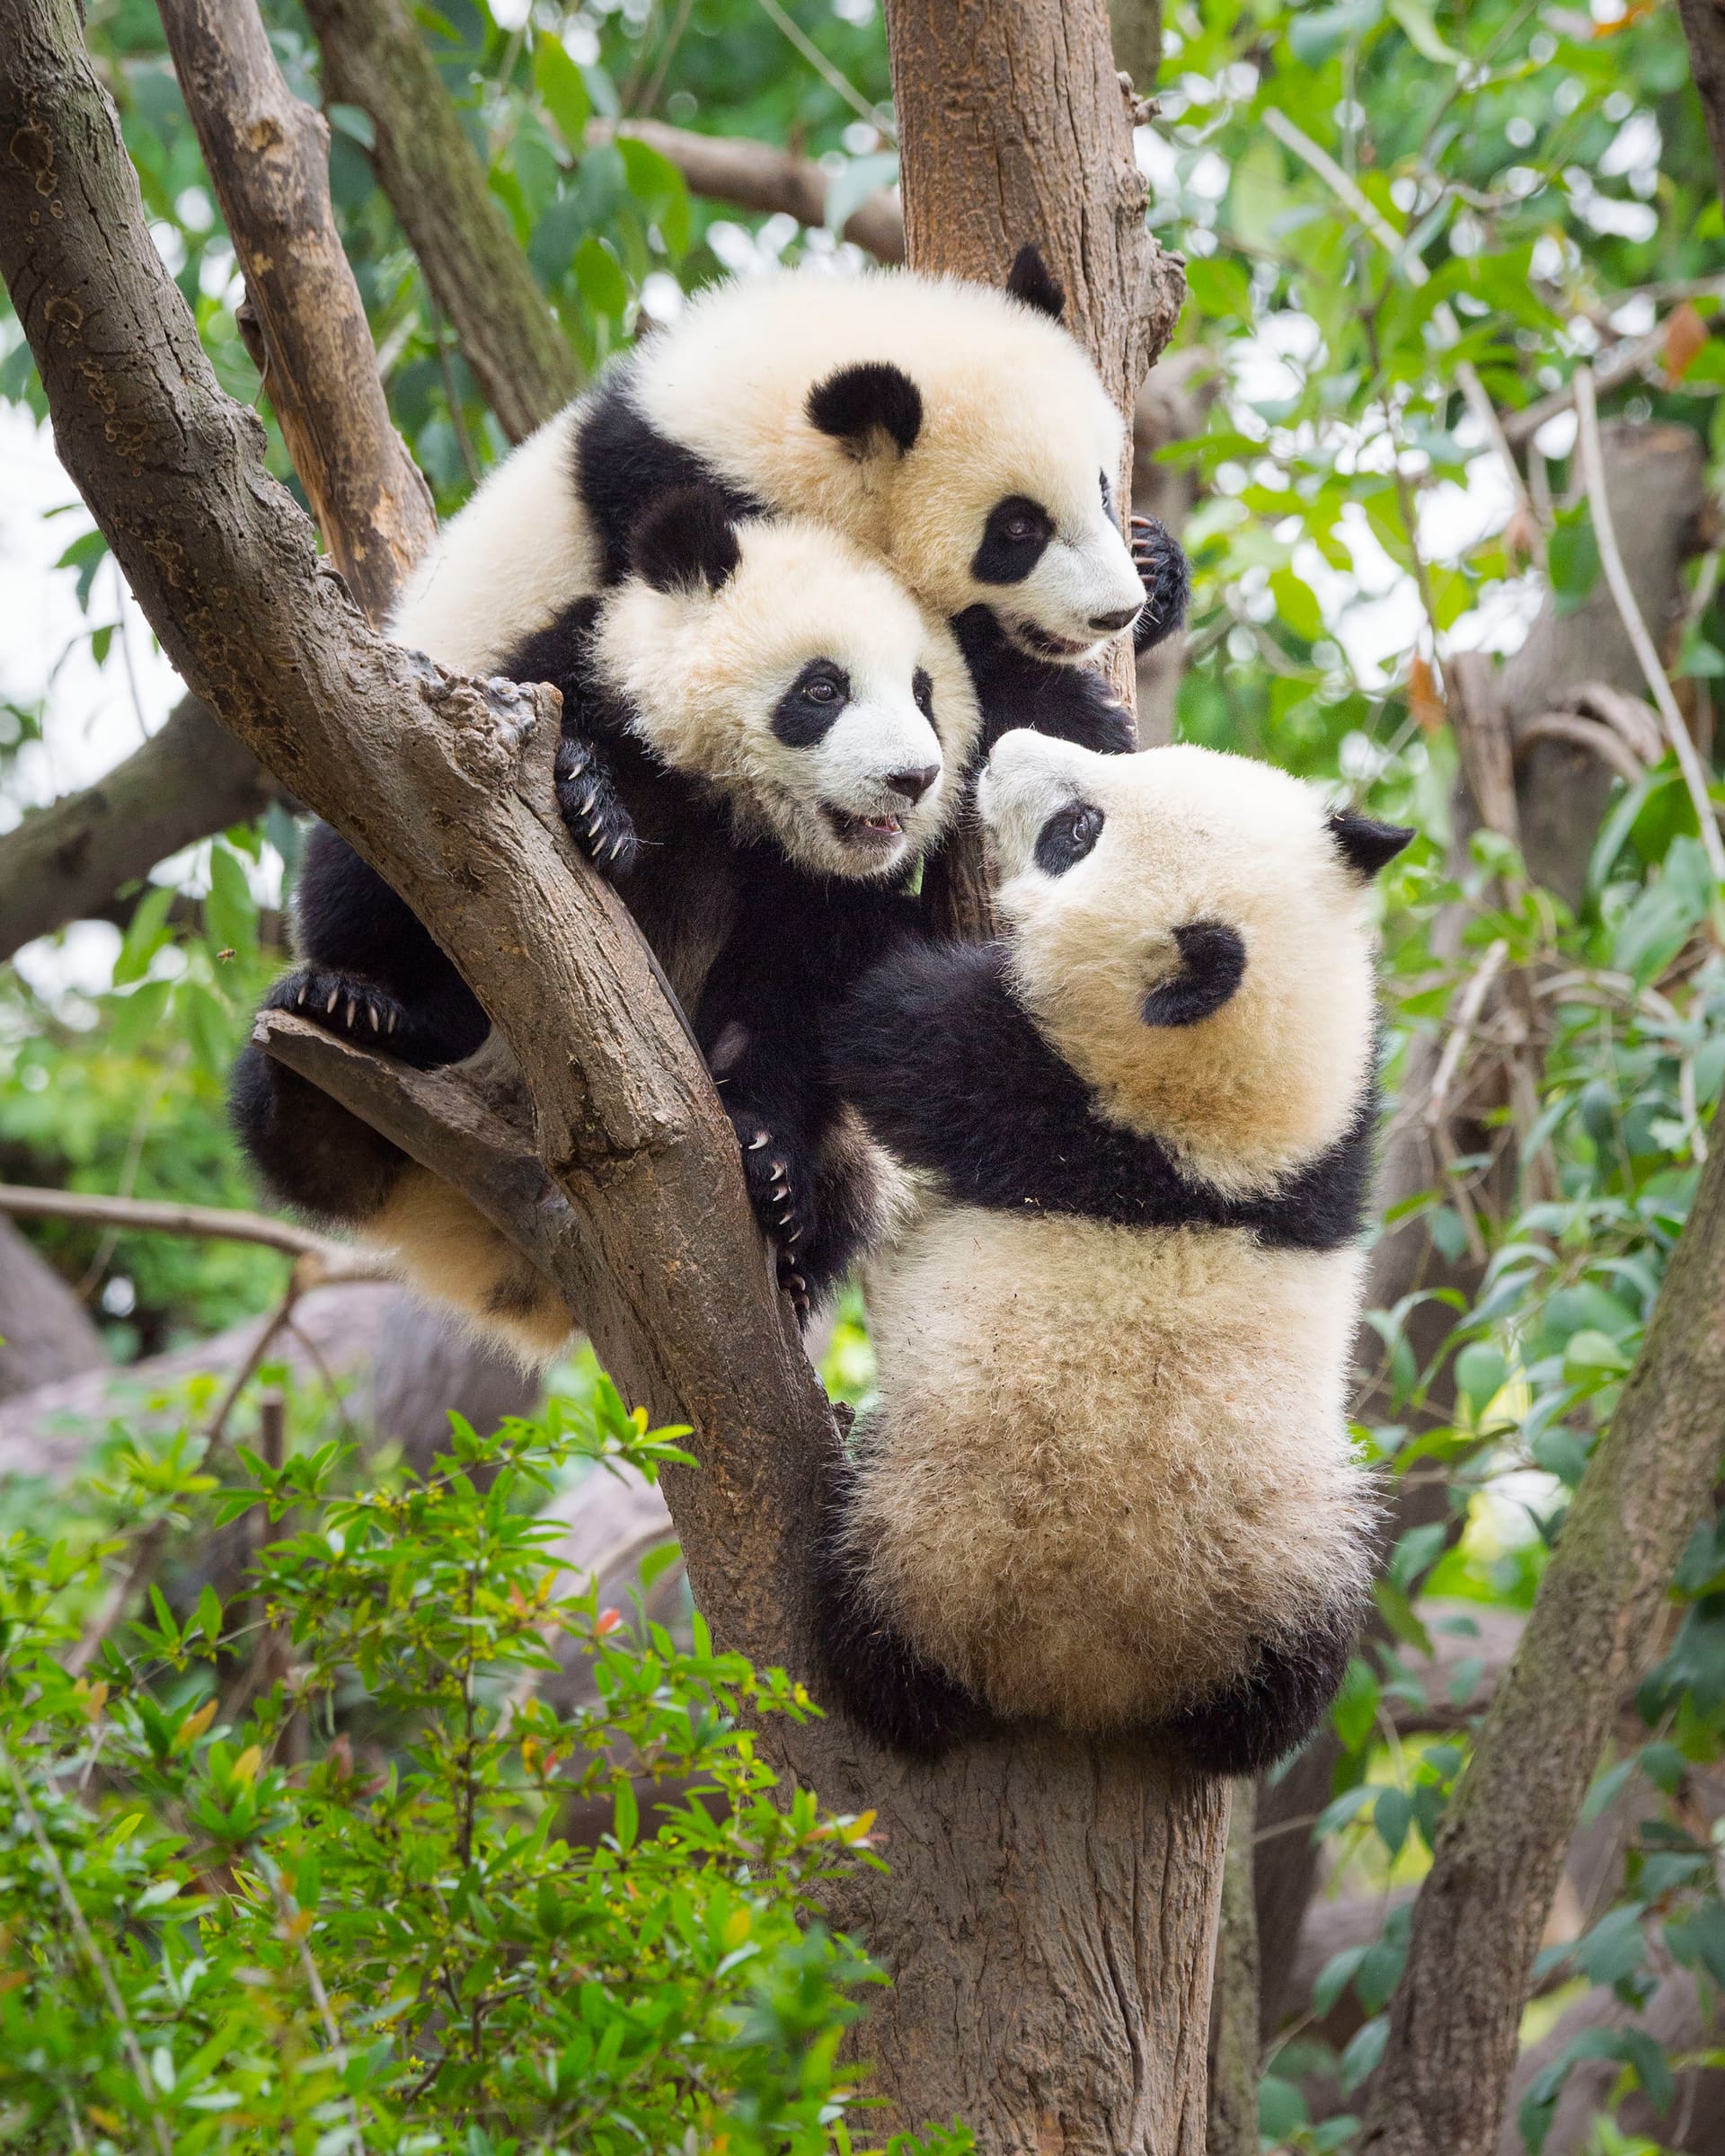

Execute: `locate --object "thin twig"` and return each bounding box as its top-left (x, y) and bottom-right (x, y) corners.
top-left (751, 0), bottom-right (894, 137)
top-left (0, 1736), bottom-right (176, 2156)
top-left (0, 1183), bottom-right (353, 1264)
top-left (1572, 366), bottom-right (1725, 883)
top-left (264, 1855), bottom-right (367, 2152)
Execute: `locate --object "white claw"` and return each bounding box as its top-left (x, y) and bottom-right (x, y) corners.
top-left (748, 1133), bottom-right (770, 1151)
top-left (609, 835), bottom-right (627, 860)
top-left (580, 790), bottom-right (596, 814)
top-left (369, 1005), bottom-right (381, 1032)
top-left (386, 1011), bottom-right (398, 1034)
top-left (295, 986), bottom-right (307, 1008)
top-left (326, 989), bottom-right (339, 1014)
top-left (345, 996), bottom-right (357, 1027)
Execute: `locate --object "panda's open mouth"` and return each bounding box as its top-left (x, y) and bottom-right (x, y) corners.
top-left (1010, 621), bottom-right (1093, 661)
top-left (825, 806), bottom-right (906, 849)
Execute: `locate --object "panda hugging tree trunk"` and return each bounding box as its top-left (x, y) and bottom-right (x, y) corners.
top-left (0, 0), bottom-right (1280, 2137)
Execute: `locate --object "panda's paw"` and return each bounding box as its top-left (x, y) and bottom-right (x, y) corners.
top-left (1129, 514), bottom-right (1192, 655)
top-left (265, 968), bottom-right (410, 1047)
top-left (738, 1126), bottom-right (817, 1324)
top-left (555, 738), bottom-right (638, 878)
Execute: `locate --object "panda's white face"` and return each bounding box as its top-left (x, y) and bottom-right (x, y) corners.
top-left (978, 733), bottom-right (1409, 1193)
top-left (596, 514), bottom-right (979, 881)
top-left (632, 269), bottom-right (1146, 665)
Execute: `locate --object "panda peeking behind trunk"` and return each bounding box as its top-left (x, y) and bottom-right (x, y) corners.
top-left (813, 735), bottom-right (1413, 1775)
top-left (230, 493), bottom-right (978, 1354)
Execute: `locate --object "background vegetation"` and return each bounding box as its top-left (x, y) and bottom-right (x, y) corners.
top-left (4, 0), bottom-right (1725, 2148)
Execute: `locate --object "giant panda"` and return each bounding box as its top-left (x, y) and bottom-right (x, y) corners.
top-left (391, 250), bottom-right (1190, 764)
top-left (231, 490), bottom-right (979, 1352)
top-left (812, 733), bottom-right (1413, 1773)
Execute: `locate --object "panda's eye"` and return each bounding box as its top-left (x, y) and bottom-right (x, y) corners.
top-left (1033, 801), bottom-right (1104, 877)
top-left (912, 667), bottom-right (934, 719)
top-left (772, 659), bottom-right (852, 746)
top-left (804, 677), bottom-right (839, 703)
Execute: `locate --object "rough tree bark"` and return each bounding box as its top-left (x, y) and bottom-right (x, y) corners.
top-left (1207, 1784), bottom-right (1261, 2156)
top-left (1358, 1127), bottom-right (1725, 2155)
top-left (1679, 0), bottom-right (1725, 216)
top-left (0, 0), bottom-right (1221, 2140)
top-left (301, 0), bottom-right (581, 444)
top-left (157, 0), bottom-right (434, 625)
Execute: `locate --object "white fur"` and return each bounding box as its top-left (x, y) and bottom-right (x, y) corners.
top-left (850, 737), bottom-right (1384, 1733)
top-left (979, 733), bottom-right (1381, 1194)
top-left (391, 403), bottom-right (599, 672)
top-left (595, 517), bottom-right (979, 879)
top-left (390, 268), bottom-right (1141, 676)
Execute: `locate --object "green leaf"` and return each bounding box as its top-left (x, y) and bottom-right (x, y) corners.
top-left (1258, 2073), bottom-right (1308, 2140)
top-left (1374, 1785), bottom-right (1412, 1860)
top-left (533, 33), bottom-right (592, 152)
top-left (1548, 503), bottom-right (1600, 616)
top-left (197, 1584), bottom-right (223, 1645)
top-left (573, 234), bottom-right (629, 321)
top-left (1332, 1656), bottom-right (1379, 1752)
top-left (1269, 565), bottom-right (1325, 644)
top-left (613, 1780), bottom-right (638, 1854)
top-left (1455, 1341), bottom-right (1508, 1420)
top-left (205, 842), bottom-right (258, 958)
top-left (113, 880), bottom-right (175, 986)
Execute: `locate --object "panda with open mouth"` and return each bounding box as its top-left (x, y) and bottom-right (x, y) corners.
top-left (230, 490), bottom-right (978, 1355)
top-left (813, 733), bottom-right (1412, 1774)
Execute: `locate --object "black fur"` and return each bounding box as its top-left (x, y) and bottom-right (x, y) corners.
top-left (805, 360), bottom-right (924, 456)
top-left (573, 368), bottom-right (762, 584)
top-left (1166, 1606), bottom-right (1364, 1776)
top-left (952, 607), bottom-right (1135, 758)
top-left (809, 1438), bottom-right (985, 1754)
top-left (1329, 806), bottom-right (1416, 879)
top-left (1004, 243), bottom-right (1066, 322)
top-left (228, 822), bottom-right (491, 1226)
top-left (969, 496), bottom-right (1055, 586)
top-left (829, 940), bottom-right (1375, 1250)
top-left (770, 660), bottom-right (850, 748)
top-left (1141, 920), bottom-right (1247, 1029)
top-left (631, 483), bottom-right (741, 593)
top-left (1130, 514), bottom-right (1192, 656)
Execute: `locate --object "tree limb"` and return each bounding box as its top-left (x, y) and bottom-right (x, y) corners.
top-left (592, 118), bottom-right (905, 262)
top-left (1361, 1128), bottom-right (1725, 2156)
top-left (0, 1181), bottom-right (355, 1266)
top-left (1208, 1782), bottom-right (1261, 2156)
top-left (0, 693), bottom-right (284, 965)
top-left (1679, 0), bottom-right (1725, 228)
top-left (157, 0), bottom-right (434, 626)
top-left (300, 0), bottom-right (581, 444)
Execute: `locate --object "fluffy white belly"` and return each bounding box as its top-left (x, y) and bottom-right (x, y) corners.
top-left (852, 1206), bottom-right (1375, 1727)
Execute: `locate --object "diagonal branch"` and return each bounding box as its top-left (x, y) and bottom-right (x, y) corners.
top-left (301, 0), bottom-right (581, 444)
top-left (158, 0), bottom-right (435, 625)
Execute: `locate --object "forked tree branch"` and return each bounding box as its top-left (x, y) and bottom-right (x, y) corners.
top-left (1360, 1131), bottom-right (1725, 2156)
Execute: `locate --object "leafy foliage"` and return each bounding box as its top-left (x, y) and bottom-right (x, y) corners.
top-left (0, 1381), bottom-right (967, 2153)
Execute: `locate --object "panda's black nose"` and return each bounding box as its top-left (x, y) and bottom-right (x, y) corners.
top-left (1089, 605), bottom-right (1141, 634)
top-left (886, 765), bottom-right (940, 804)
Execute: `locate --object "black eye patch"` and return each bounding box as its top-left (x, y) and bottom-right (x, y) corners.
top-left (771, 658), bottom-right (852, 747)
top-left (1033, 800), bottom-right (1104, 876)
top-left (971, 496), bottom-right (1055, 586)
top-left (913, 667), bottom-right (933, 720)
top-left (1141, 921), bottom-right (1246, 1029)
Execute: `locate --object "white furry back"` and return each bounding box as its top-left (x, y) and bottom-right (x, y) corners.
top-left (850, 1208), bottom-right (1376, 1730)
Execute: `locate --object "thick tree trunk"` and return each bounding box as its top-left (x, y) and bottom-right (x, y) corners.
top-left (0, 1216), bottom-right (105, 1400)
top-left (0, 4), bottom-right (1221, 2143)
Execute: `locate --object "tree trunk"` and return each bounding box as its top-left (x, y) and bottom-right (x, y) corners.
top-left (0, 1216), bottom-right (105, 1401)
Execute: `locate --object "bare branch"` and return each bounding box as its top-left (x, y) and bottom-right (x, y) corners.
top-left (593, 118), bottom-right (905, 262)
top-left (1361, 1126), bottom-right (1725, 2154)
top-left (158, 0), bottom-right (434, 624)
top-left (1573, 366), bottom-right (1725, 882)
top-left (301, 0), bottom-right (581, 444)
top-left (0, 694), bottom-right (284, 965)
top-left (0, 1181), bottom-right (352, 1266)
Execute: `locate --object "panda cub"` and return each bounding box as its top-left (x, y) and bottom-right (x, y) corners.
top-left (815, 735), bottom-right (1412, 1773)
top-left (393, 250), bottom-right (1190, 764)
top-left (230, 495), bottom-right (978, 1351)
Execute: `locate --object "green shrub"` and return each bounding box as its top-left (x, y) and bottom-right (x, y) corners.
top-left (0, 1381), bottom-right (968, 2155)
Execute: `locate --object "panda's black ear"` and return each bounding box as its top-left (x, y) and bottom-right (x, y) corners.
top-left (806, 362), bottom-right (924, 457)
top-left (1005, 244), bottom-right (1066, 322)
top-left (1327, 807), bottom-right (1416, 880)
top-left (629, 484), bottom-right (741, 595)
top-left (1142, 920), bottom-right (1246, 1029)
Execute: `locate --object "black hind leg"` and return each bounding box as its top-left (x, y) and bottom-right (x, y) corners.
top-left (229, 1039), bottom-right (407, 1227)
top-left (1165, 1614), bottom-right (1357, 1779)
top-left (809, 1444), bottom-right (983, 1757)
